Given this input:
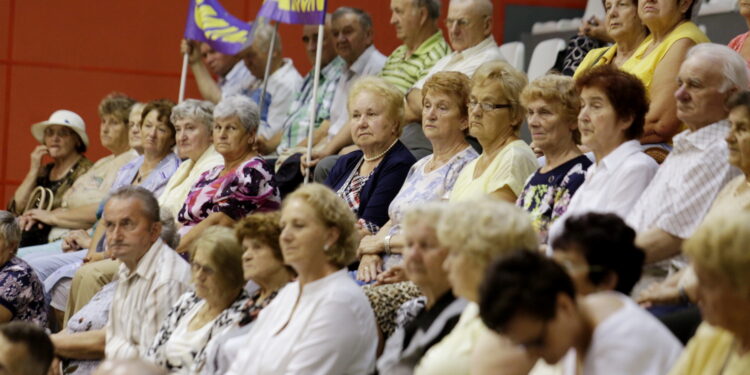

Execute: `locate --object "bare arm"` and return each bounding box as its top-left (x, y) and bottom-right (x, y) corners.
top-left (404, 88), bottom-right (423, 124)
top-left (12, 146), bottom-right (48, 214)
top-left (0, 305), bottom-right (12, 323)
top-left (181, 39), bottom-right (222, 104)
top-left (177, 212), bottom-right (235, 253)
top-left (25, 203), bottom-right (98, 230)
top-left (300, 121), bottom-right (354, 172)
top-left (489, 186), bottom-right (518, 203)
top-left (637, 227), bottom-right (684, 264)
top-left (641, 38), bottom-right (695, 144)
top-left (294, 120), bottom-right (331, 148)
top-left (50, 329), bottom-right (106, 360)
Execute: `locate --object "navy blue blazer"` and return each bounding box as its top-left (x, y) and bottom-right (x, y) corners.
top-left (325, 141), bottom-right (417, 228)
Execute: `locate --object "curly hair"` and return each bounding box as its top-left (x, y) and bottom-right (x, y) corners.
top-left (140, 99), bottom-right (176, 140)
top-left (422, 71), bottom-right (471, 121)
top-left (191, 226), bottom-right (246, 291)
top-left (552, 212), bottom-right (645, 295)
top-left (575, 64), bottom-right (649, 140)
top-left (284, 183), bottom-right (359, 268)
top-left (479, 249), bottom-right (576, 332)
top-left (436, 199), bottom-right (538, 265)
top-left (98, 92), bottom-right (136, 124)
top-left (521, 74), bottom-right (581, 144)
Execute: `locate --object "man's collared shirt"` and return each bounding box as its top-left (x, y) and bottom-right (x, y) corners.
top-left (413, 36), bottom-right (505, 89)
top-left (219, 61), bottom-right (256, 99)
top-left (328, 45), bottom-right (387, 140)
top-left (379, 31), bottom-right (451, 94)
top-left (105, 238), bottom-right (192, 359)
top-left (277, 57), bottom-right (346, 153)
top-left (627, 120), bottom-right (741, 238)
top-left (242, 58), bottom-right (303, 140)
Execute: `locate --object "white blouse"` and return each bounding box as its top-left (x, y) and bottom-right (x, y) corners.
top-left (226, 269), bottom-right (378, 375)
top-left (163, 301), bottom-right (216, 374)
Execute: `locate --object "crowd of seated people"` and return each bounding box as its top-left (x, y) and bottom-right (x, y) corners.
top-left (3, 0), bottom-right (750, 374)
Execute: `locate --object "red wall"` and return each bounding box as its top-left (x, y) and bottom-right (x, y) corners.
top-left (0, 0), bottom-right (584, 203)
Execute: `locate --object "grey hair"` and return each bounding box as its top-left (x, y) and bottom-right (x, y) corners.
top-left (414, 0), bottom-right (441, 20)
top-left (686, 43), bottom-right (750, 93)
top-left (402, 202), bottom-right (447, 233)
top-left (129, 102), bottom-right (146, 118)
top-left (253, 19), bottom-right (282, 55)
top-left (169, 99), bottom-right (215, 131)
top-left (332, 7), bottom-right (373, 32)
top-left (214, 95), bottom-right (261, 134)
top-left (106, 186), bottom-right (160, 224)
top-left (0, 211), bottom-right (20, 250)
top-left (159, 210), bottom-right (179, 249)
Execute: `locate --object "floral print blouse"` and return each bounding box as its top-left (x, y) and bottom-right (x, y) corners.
top-left (516, 155), bottom-right (592, 243)
top-left (178, 157), bottom-right (280, 235)
top-left (0, 257), bottom-right (47, 327)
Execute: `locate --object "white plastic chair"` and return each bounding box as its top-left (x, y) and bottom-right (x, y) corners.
top-left (500, 42), bottom-right (525, 72)
top-left (527, 38), bottom-right (566, 81)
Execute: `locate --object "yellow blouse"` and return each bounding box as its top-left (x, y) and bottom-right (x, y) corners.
top-left (573, 45), bottom-right (618, 79)
top-left (668, 323), bottom-right (750, 375)
top-left (621, 21), bottom-right (709, 92)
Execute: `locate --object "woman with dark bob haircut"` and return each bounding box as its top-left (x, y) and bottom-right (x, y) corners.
top-left (479, 250), bottom-right (682, 375)
top-left (551, 212), bottom-right (645, 296)
top-left (548, 65), bottom-right (658, 244)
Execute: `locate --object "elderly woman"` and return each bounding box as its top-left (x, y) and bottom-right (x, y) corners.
top-left (516, 75), bottom-right (592, 243)
top-left (552, 212), bottom-right (645, 296)
top-left (549, 65), bottom-right (658, 243)
top-left (325, 76), bottom-right (417, 235)
top-left (201, 212), bottom-right (295, 375)
top-left (147, 226), bottom-right (250, 374)
top-left (622, 0), bottom-right (707, 149)
top-left (0, 211), bottom-right (46, 326)
top-left (414, 200), bottom-right (539, 375)
top-left (12, 109), bottom-right (93, 246)
top-left (666, 212), bottom-right (750, 374)
top-left (729, 1), bottom-right (750, 66)
top-left (479, 250), bottom-right (683, 375)
top-left (355, 71), bottom-right (478, 282)
top-left (17, 93), bottom-right (139, 252)
top-left (177, 95), bottom-right (279, 253)
top-left (574, 0), bottom-right (648, 75)
top-left (158, 99), bottom-right (223, 220)
top-left (449, 60), bottom-right (537, 203)
top-left (128, 102), bottom-right (146, 154)
top-left (377, 203), bottom-right (468, 374)
top-left (226, 183), bottom-right (377, 374)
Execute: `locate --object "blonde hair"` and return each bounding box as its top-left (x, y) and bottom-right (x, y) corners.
top-left (471, 60), bottom-right (528, 130)
top-left (348, 76), bottom-right (405, 135)
top-left (436, 199), bottom-right (538, 265)
top-left (684, 211), bottom-right (750, 293)
top-left (191, 226), bottom-right (246, 291)
top-left (284, 183), bottom-right (359, 268)
top-left (521, 74), bottom-right (581, 143)
top-left (402, 202), bottom-right (447, 234)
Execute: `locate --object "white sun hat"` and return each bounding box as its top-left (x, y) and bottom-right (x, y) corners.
top-left (30, 109), bottom-right (89, 147)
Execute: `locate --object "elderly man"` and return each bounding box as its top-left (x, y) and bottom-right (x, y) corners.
top-left (380, 0), bottom-right (450, 93)
top-left (49, 186), bottom-right (191, 360)
top-left (627, 43), bottom-right (744, 276)
top-left (259, 16), bottom-right (346, 156)
top-left (181, 40), bottom-right (256, 103)
top-left (405, 0), bottom-right (503, 123)
top-left (239, 21), bottom-right (302, 142)
top-left (0, 322), bottom-right (54, 375)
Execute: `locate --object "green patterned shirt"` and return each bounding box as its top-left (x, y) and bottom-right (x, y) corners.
top-left (379, 31), bottom-right (451, 93)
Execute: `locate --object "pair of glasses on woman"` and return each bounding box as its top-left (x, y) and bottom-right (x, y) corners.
top-left (468, 100), bottom-right (512, 112)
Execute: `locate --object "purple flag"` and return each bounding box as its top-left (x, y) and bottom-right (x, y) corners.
top-left (184, 0), bottom-right (253, 55)
top-left (257, 0), bottom-right (326, 25)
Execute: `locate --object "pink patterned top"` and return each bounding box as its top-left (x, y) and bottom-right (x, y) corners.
top-left (178, 157), bottom-right (280, 235)
top-left (728, 32), bottom-right (750, 69)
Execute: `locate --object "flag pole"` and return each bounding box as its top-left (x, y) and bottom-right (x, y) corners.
top-left (178, 52), bottom-right (189, 103)
top-left (259, 21), bottom-right (279, 114)
top-left (303, 23), bottom-right (325, 183)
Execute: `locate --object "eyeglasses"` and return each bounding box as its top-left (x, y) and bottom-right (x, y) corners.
top-left (191, 261), bottom-right (216, 276)
top-left (468, 100), bottom-right (512, 112)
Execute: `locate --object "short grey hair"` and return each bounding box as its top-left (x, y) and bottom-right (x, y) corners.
top-left (414, 0), bottom-right (441, 20)
top-left (253, 19), bottom-right (282, 55)
top-left (686, 43), bottom-right (750, 93)
top-left (214, 95), bottom-right (261, 134)
top-left (0, 211), bottom-right (20, 251)
top-left (169, 99), bottom-right (215, 131)
top-left (106, 186), bottom-right (160, 224)
top-left (332, 7), bottom-right (373, 32)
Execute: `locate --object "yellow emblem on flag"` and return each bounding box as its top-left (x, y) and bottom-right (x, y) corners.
top-left (277, 0), bottom-right (325, 12)
top-left (194, 0), bottom-right (248, 43)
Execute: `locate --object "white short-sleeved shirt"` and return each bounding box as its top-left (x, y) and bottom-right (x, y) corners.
top-left (413, 36), bottom-right (506, 89)
top-left (226, 269), bottom-right (377, 375)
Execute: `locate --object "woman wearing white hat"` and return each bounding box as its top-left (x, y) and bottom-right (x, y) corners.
top-left (10, 110), bottom-right (93, 224)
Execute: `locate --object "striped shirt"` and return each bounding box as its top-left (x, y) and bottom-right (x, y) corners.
top-left (105, 238), bottom-right (192, 359)
top-left (627, 120), bottom-right (741, 239)
top-left (380, 31), bottom-right (451, 93)
top-left (278, 57), bottom-right (346, 153)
